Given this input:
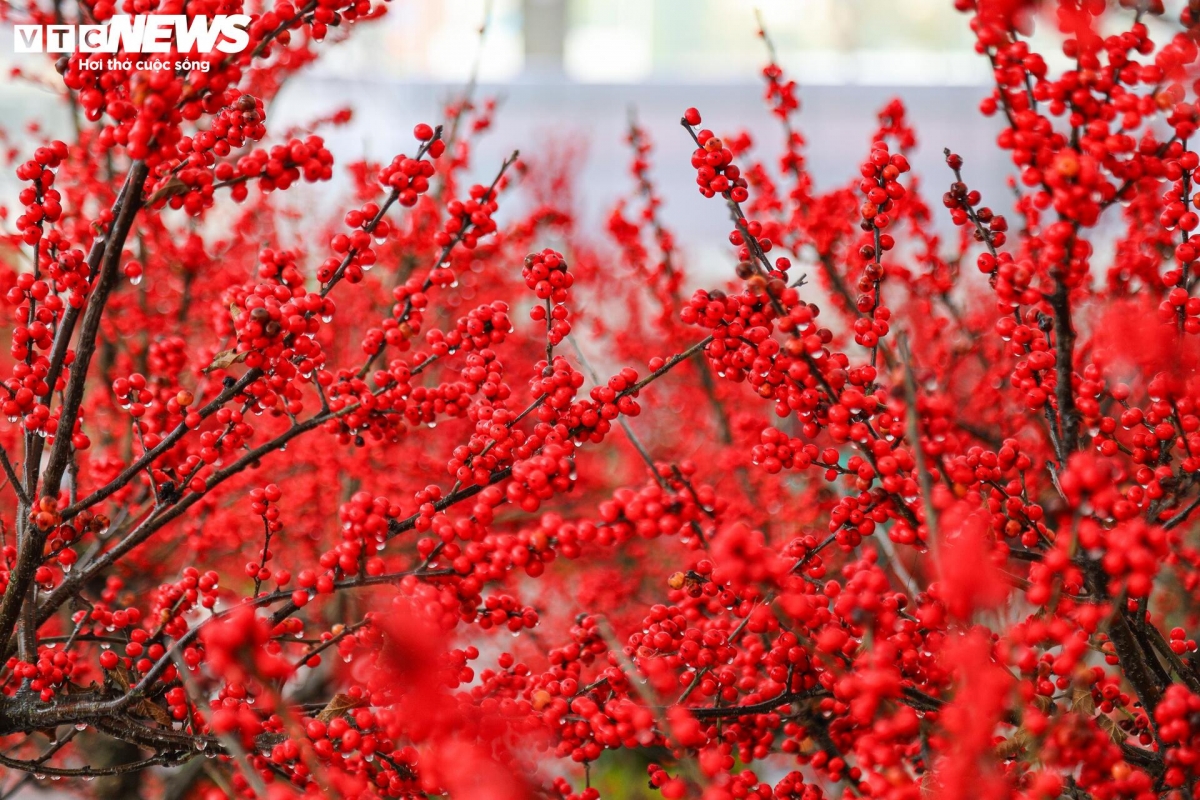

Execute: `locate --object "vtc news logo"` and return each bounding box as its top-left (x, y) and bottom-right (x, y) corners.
top-left (13, 15), bottom-right (251, 54)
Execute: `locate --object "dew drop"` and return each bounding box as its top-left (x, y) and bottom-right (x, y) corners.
top-left (75, 723), bottom-right (87, 731)
top-left (129, 274), bottom-right (142, 286)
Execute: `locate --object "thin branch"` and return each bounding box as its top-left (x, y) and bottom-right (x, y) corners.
top-left (898, 333), bottom-right (938, 546)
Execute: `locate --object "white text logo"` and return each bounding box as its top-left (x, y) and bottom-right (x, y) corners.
top-left (13, 15), bottom-right (251, 54)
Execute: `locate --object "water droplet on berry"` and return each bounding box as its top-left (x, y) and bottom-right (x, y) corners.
top-left (129, 274), bottom-right (142, 286)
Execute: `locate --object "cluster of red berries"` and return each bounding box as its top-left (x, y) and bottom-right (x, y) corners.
top-left (244, 484), bottom-right (283, 582)
top-left (524, 249), bottom-right (574, 346)
top-left (858, 141), bottom-right (909, 234)
top-left (684, 109), bottom-right (749, 202)
top-left (562, 367), bottom-right (643, 445)
top-left (199, 605), bottom-right (293, 684)
top-left (435, 181), bottom-right (503, 251)
top-left (944, 152), bottom-right (1009, 249)
top-left (424, 301), bottom-right (513, 357)
top-left (506, 438), bottom-right (576, 516)
top-left (13, 141), bottom-right (67, 245)
top-left (1083, 517), bottom-right (1170, 598)
top-left (3, 314), bottom-right (55, 415)
top-left (378, 129), bottom-right (441, 206)
top-left (477, 594), bottom-right (539, 633)
top-left (1155, 685), bottom-right (1200, 789)
top-left (146, 95), bottom-right (269, 215)
top-left (10, 642), bottom-right (79, 703)
top-left (228, 136), bottom-right (335, 199)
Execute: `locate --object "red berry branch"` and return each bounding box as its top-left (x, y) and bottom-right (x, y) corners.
top-left (5, 1), bottom-right (1200, 799)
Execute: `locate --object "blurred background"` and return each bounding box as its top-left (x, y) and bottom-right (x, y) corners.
top-left (287, 0), bottom-right (1015, 278)
top-left (3, 0), bottom-right (1149, 277)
